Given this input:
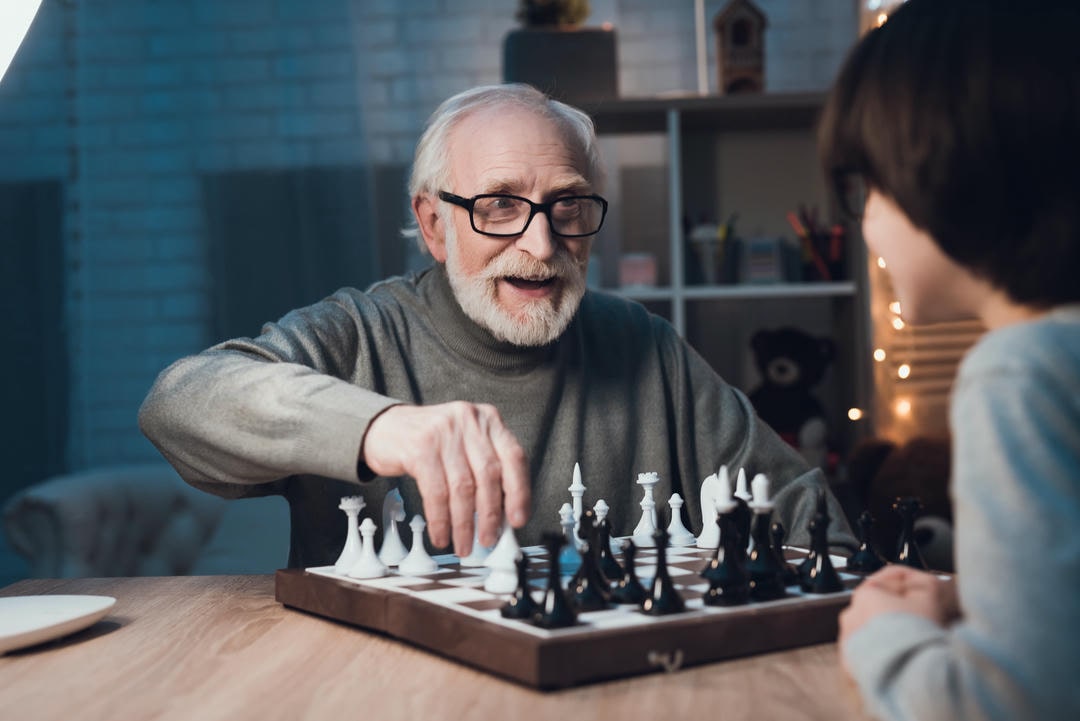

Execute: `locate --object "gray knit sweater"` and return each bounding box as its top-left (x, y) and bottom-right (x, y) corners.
top-left (139, 263), bottom-right (854, 567)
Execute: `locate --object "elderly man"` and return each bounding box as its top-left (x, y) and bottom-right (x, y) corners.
top-left (139, 84), bottom-right (854, 567)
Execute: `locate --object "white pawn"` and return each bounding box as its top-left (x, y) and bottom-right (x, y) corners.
top-left (632, 471), bottom-right (659, 548)
top-left (734, 467), bottom-right (752, 502)
top-left (334, 495), bottom-right (365, 574)
top-left (399, 515), bottom-right (439, 575)
top-left (697, 470), bottom-right (721, 549)
top-left (483, 524), bottom-right (521, 594)
top-left (593, 498), bottom-right (609, 524)
top-left (558, 502), bottom-right (582, 572)
top-left (750, 472), bottom-right (773, 511)
top-left (378, 488), bottom-right (409, 566)
top-left (347, 517), bottom-right (388, 579)
top-left (458, 515), bottom-right (492, 567)
top-left (666, 493), bottom-right (696, 546)
top-left (569, 462), bottom-right (586, 533)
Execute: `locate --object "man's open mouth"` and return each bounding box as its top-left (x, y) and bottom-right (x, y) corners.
top-left (504, 276), bottom-right (557, 291)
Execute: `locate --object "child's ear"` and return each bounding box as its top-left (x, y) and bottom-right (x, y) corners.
top-left (413, 194), bottom-right (447, 262)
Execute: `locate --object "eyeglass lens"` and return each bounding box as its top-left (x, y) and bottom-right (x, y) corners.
top-left (472, 195), bottom-right (604, 237)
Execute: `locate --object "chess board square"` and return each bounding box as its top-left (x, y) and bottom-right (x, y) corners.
top-left (418, 587), bottom-right (496, 604)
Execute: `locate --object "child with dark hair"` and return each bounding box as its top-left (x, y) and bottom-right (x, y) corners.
top-left (819, 1), bottom-right (1080, 719)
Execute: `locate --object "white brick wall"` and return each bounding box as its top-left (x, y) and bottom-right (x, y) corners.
top-left (0, 0), bottom-right (856, 471)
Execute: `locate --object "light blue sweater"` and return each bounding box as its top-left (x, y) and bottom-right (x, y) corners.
top-left (845, 305), bottom-right (1080, 720)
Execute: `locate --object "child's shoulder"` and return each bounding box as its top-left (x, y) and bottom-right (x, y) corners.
top-left (962, 305), bottom-right (1080, 380)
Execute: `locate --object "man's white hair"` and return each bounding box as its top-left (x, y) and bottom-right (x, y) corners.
top-left (403, 83), bottom-right (605, 251)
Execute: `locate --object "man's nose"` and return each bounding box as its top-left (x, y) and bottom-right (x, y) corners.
top-left (514, 211), bottom-right (557, 261)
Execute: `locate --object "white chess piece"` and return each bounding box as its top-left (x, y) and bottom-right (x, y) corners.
top-left (458, 514), bottom-right (492, 567)
top-left (334, 495), bottom-right (365, 574)
top-left (378, 488), bottom-right (409, 566)
top-left (398, 515), bottom-right (439, 575)
top-left (716, 465), bottom-right (734, 509)
top-left (483, 524), bottom-right (521, 594)
top-left (747, 473), bottom-right (774, 555)
top-left (734, 467), bottom-right (752, 502)
top-left (593, 499), bottom-right (609, 524)
top-left (558, 502), bottom-right (582, 571)
top-left (697, 468), bottom-right (724, 549)
top-left (666, 493), bottom-right (696, 546)
top-left (750, 472), bottom-right (772, 511)
top-left (632, 471), bottom-right (659, 547)
top-left (569, 462), bottom-right (586, 534)
top-left (347, 517), bottom-right (388, 578)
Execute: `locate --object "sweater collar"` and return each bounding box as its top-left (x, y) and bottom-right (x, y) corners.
top-left (420, 263), bottom-right (564, 373)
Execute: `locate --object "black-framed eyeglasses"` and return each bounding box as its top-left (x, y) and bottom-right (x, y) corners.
top-left (438, 191), bottom-right (608, 238)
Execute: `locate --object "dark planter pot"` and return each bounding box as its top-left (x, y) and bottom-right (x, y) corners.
top-left (502, 27), bottom-right (618, 105)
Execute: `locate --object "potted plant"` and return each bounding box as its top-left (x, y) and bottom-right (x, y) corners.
top-left (503, 0), bottom-right (618, 104)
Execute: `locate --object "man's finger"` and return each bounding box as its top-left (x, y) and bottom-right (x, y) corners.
top-left (491, 420), bottom-right (530, 528)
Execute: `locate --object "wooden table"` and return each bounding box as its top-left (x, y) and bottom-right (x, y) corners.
top-left (0, 576), bottom-right (873, 721)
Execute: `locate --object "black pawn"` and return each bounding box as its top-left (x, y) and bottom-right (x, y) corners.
top-left (568, 510), bottom-right (611, 611)
top-left (596, 516), bottom-right (625, 583)
top-left (798, 490), bottom-right (832, 580)
top-left (847, 510), bottom-right (887, 573)
top-left (745, 508), bottom-right (786, 602)
top-left (610, 540), bottom-right (647, 604)
top-left (894, 496), bottom-right (929, 570)
top-left (770, 521), bottom-right (800, 586)
top-left (569, 538), bottom-right (611, 612)
top-left (732, 493), bottom-right (752, 552)
top-left (641, 528), bottom-right (686, 615)
top-left (800, 509), bottom-right (843, 594)
top-left (501, 553), bottom-right (540, 620)
top-left (702, 511), bottom-right (750, 606)
top-left (533, 532), bottom-right (577, 628)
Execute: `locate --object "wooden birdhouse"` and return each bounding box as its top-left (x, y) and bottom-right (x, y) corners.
top-left (713, 0), bottom-right (768, 94)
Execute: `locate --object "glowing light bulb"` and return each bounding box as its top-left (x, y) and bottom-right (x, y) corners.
top-left (877, 12), bottom-right (889, 26)
top-left (898, 363), bottom-right (911, 379)
top-left (889, 301), bottom-right (902, 315)
top-left (892, 317), bottom-right (905, 330)
top-left (895, 398), bottom-right (912, 416)
top-left (848, 408), bottom-right (864, 421)
top-left (877, 257), bottom-right (887, 269)
top-left (873, 348), bottom-right (887, 362)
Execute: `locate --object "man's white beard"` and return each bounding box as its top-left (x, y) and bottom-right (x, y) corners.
top-left (443, 223), bottom-right (588, 347)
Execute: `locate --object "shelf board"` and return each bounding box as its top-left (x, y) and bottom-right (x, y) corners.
top-left (578, 91), bottom-right (827, 135)
top-left (608, 281), bottom-right (856, 302)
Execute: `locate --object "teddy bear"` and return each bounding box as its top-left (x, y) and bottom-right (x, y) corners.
top-left (747, 326), bottom-right (836, 470)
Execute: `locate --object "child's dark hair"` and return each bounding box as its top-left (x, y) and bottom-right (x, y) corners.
top-left (820, 0), bottom-right (1080, 307)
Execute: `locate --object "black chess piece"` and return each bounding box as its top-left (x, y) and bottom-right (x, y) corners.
top-left (568, 510), bottom-right (611, 611)
top-left (732, 493), bottom-right (752, 552)
top-left (770, 521), bottom-right (800, 586)
top-left (847, 510), bottom-right (887, 573)
top-left (610, 540), bottom-right (647, 604)
top-left (745, 506), bottom-right (786, 602)
top-left (641, 528), bottom-right (686, 615)
top-left (569, 538), bottom-right (611, 612)
top-left (800, 503), bottom-right (844, 594)
top-left (501, 553), bottom-right (540, 620)
top-left (569, 508), bottom-right (596, 589)
top-left (533, 532), bottom-right (577, 628)
top-left (798, 490), bottom-right (833, 580)
top-left (701, 510), bottom-right (750, 606)
top-left (894, 496), bottom-right (929, 570)
top-left (596, 516), bottom-right (625, 583)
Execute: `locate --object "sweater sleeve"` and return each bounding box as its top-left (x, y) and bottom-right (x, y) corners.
top-left (844, 326), bottom-right (1080, 721)
top-left (138, 290), bottom-right (402, 497)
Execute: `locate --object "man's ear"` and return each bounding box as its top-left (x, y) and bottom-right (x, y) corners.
top-left (413, 194), bottom-right (447, 262)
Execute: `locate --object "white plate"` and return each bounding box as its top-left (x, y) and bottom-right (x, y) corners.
top-left (0, 595), bottom-right (116, 655)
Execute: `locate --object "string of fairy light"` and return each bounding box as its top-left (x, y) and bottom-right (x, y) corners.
top-left (847, 0), bottom-right (911, 431)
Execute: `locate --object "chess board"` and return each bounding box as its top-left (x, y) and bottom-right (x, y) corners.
top-left (275, 543), bottom-right (861, 690)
